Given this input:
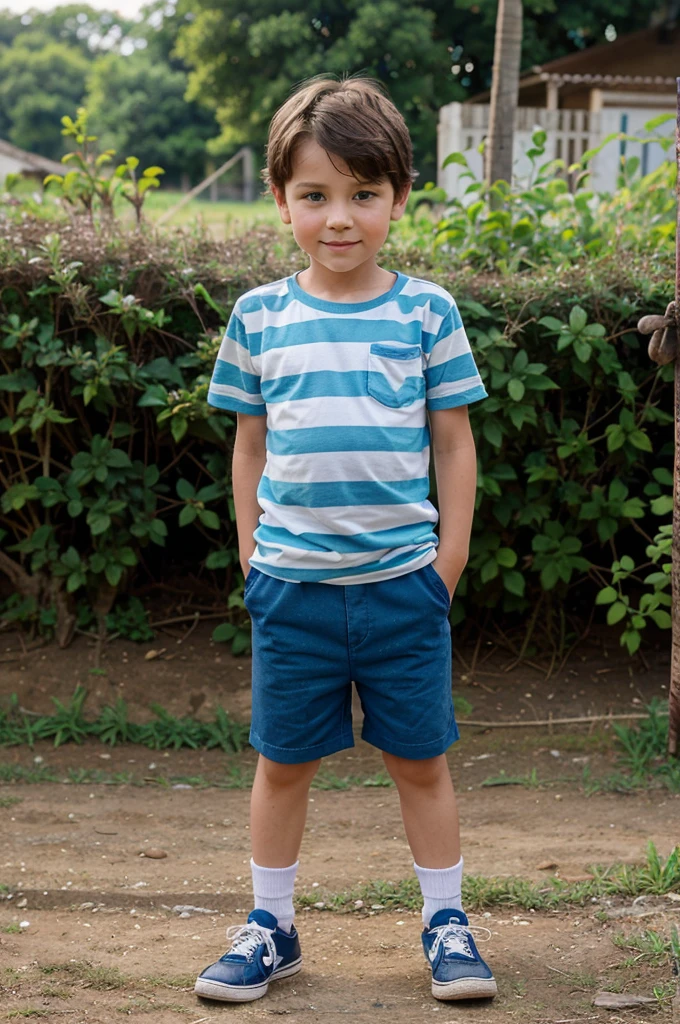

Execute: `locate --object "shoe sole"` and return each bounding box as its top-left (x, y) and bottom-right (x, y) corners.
top-left (432, 976), bottom-right (498, 1000)
top-left (194, 957), bottom-right (302, 1002)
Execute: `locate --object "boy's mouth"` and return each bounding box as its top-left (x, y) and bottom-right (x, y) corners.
top-left (323, 241), bottom-right (359, 250)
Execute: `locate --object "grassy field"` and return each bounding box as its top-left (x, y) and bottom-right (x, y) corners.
top-left (3, 177), bottom-right (436, 243)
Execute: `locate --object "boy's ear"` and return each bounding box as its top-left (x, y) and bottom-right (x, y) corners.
top-left (271, 184), bottom-right (292, 225)
top-left (390, 183), bottom-right (411, 222)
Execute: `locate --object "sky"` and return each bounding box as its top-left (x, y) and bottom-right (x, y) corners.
top-left (1, 0), bottom-right (144, 16)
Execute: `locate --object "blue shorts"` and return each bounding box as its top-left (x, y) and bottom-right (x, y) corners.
top-left (244, 562), bottom-right (458, 764)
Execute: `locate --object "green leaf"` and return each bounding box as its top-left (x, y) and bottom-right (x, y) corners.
top-left (650, 610), bottom-right (672, 629)
top-left (212, 622), bottom-right (237, 642)
top-left (87, 512), bottom-right (111, 536)
top-left (171, 416), bottom-right (188, 443)
top-left (442, 151), bottom-right (469, 169)
top-left (503, 570), bottom-right (525, 596)
top-left (508, 378), bottom-right (525, 401)
top-left (176, 478), bottom-right (195, 501)
top-left (198, 509), bottom-right (220, 530)
top-left (569, 306), bottom-right (588, 334)
top-left (178, 504), bottom-right (197, 527)
top-left (606, 602), bottom-right (627, 625)
top-left (595, 586), bottom-right (617, 605)
top-left (538, 316), bottom-right (565, 332)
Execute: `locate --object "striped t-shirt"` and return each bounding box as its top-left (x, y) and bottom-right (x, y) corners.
top-left (207, 269), bottom-right (488, 584)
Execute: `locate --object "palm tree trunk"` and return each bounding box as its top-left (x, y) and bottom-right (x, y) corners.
top-left (486, 0), bottom-right (523, 187)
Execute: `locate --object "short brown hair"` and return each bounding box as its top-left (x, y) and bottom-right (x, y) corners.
top-left (264, 75), bottom-right (416, 198)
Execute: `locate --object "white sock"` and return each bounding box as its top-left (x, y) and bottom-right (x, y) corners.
top-left (250, 858), bottom-right (299, 933)
top-left (414, 856), bottom-right (464, 927)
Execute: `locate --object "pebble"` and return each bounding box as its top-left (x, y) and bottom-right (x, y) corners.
top-left (141, 848), bottom-right (167, 860)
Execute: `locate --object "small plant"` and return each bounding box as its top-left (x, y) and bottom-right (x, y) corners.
top-left (43, 107), bottom-right (164, 226)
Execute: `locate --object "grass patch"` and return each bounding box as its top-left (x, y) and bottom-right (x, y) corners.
top-left (0, 689), bottom-right (250, 753)
top-left (39, 962), bottom-right (127, 990)
top-left (612, 702), bottom-right (680, 792)
top-left (0, 795), bottom-right (22, 808)
top-left (2, 923), bottom-right (21, 934)
top-left (613, 928), bottom-right (673, 967)
top-left (297, 841), bottom-right (680, 914)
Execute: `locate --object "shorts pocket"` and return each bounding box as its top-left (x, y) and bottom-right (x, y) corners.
top-left (244, 565), bottom-right (260, 598)
top-left (424, 562), bottom-right (452, 609)
top-left (367, 343), bottom-right (424, 408)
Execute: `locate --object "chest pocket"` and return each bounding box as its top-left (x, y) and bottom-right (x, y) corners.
top-left (367, 343), bottom-right (424, 408)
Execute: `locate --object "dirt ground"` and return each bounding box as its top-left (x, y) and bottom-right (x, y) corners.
top-left (1, 621), bottom-right (678, 1023)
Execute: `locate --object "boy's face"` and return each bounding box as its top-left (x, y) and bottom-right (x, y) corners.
top-left (272, 138), bottom-right (410, 276)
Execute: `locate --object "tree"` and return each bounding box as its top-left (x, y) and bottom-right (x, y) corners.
top-left (486, 0), bottom-right (523, 186)
top-left (85, 50), bottom-right (218, 186)
top-left (0, 32), bottom-right (90, 155)
top-left (174, 0), bottom-right (459, 184)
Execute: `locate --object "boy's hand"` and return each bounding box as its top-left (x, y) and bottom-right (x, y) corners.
top-left (432, 556), bottom-right (466, 601)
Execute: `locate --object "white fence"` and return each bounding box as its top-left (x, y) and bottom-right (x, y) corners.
top-left (437, 102), bottom-right (674, 200)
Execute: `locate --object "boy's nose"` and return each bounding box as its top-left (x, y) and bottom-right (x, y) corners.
top-left (325, 205), bottom-right (353, 229)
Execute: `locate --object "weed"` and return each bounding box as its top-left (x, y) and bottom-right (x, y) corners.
top-left (613, 928), bottom-right (671, 966)
top-left (3, 922), bottom-right (21, 934)
top-left (653, 980), bottom-right (677, 1006)
top-left (581, 766), bottom-right (640, 796)
top-left (0, 795), bottom-right (22, 809)
top-left (38, 984), bottom-right (70, 999)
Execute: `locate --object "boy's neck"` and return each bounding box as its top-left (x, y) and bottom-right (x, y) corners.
top-left (296, 259), bottom-right (397, 304)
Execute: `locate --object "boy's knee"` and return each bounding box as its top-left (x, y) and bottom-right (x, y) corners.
top-left (257, 755), bottom-right (321, 788)
top-left (382, 751), bottom-right (448, 788)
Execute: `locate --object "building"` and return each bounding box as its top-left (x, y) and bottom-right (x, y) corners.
top-left (438, 24), bottom-right (678, 198)
top-left (0, 139), bottom-right (65, 186)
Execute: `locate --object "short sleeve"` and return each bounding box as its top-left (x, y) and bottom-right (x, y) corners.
top-left (207, 305), bottom-right (266, 415)
top-left (423, 297), bottom-right (488, 410)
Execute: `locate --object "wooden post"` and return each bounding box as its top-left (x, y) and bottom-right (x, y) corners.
top-left (486, 0), bottom-right (523, 188)
top-left (156, 147), bottom-right (249, 226)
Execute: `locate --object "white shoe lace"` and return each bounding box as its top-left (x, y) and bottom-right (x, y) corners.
top-left (429, 920), bottom-right (492, 962)
top-left (225, 923), bottom-right (276, 964)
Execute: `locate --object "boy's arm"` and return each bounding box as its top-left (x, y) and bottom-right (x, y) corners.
top-left (429, 405), bottom-right (478, 599)
top-left (232, 412), bottom-right (268, 580)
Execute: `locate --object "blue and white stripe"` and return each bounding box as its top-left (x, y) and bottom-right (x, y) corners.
top-left (208, 270), bottom-right (488, 583)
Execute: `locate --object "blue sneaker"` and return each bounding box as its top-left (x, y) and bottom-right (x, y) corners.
top-left (422, 908), bottom-right (497, 1001)
top-left (194, 909), bottom-right (302, 1002)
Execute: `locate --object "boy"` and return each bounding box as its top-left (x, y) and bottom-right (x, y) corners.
top-left (195, 75), bottom-right (495, 1004)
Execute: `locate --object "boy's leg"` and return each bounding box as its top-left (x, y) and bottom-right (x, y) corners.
top-left (383, 750), bottom-right (496, 1000)
top-left (251, 754), bottom-right (321, 866)
top-left (249, 754), bottom-right (320, 932)
top-left (382, 752), bottom-right (463, 921)
top-left (194, 754), bottom-right (318, 1002)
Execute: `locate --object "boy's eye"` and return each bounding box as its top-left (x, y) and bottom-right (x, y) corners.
top-left (300, 190), bottom-right (377, 202)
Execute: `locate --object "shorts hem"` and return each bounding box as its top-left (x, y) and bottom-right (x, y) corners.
top-left (249, 729), bottom-right (355, 765)
top-left (361, 721), bottom-right (459, 760)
